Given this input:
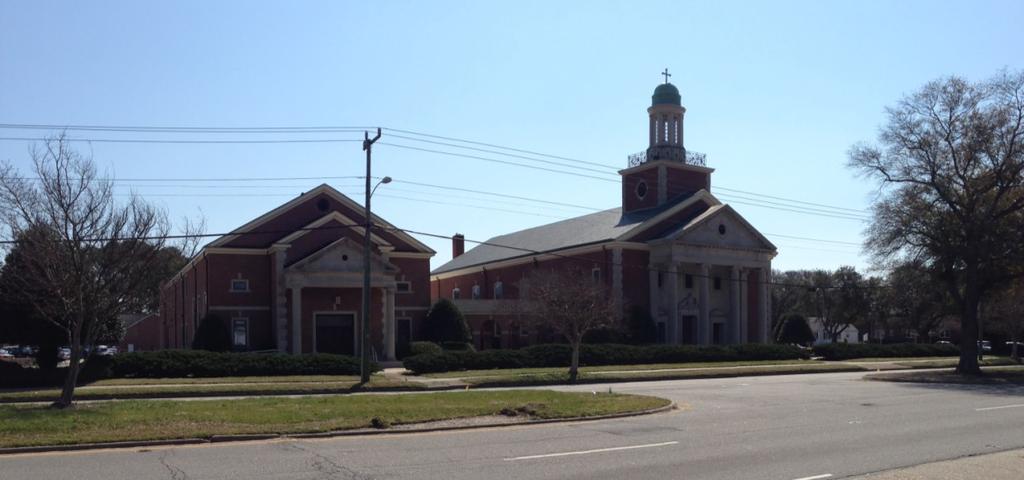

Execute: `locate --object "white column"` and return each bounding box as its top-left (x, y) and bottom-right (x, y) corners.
top-left (384, 287), bottom-right (396, 360)
top-left (667, 264), bottom-right (679, 344)
top-left (698, 263), bottom-right (710, 345)
top-left (291, 287), bottom-right (302, 354)
top-left (739, 269), bottom-right (749, 343)
top-left (759, 268), bottom-right (770, 343)
top-left (648, 266), bottom-right (659, 321)
top-left (730, 266), bottom-right (741, 344)
top-left (274, 248), bottom-right (288, 352)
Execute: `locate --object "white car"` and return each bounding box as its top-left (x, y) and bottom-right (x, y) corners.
top-left (0, 349), bottom-right (13, 359)
top-left (58, 347), bottom-right (71, 360)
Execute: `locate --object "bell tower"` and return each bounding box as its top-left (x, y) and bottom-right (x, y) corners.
top-left (621, 70), bottom-right (713, 214)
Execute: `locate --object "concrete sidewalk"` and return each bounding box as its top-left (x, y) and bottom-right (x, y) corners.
top-left (853, 448), bottom-right (1024, 479)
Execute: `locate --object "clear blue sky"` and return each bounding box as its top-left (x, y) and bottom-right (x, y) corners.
top-left (2, 1), bottom-right (1021, 273)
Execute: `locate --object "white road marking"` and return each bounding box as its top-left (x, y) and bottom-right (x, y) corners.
top-left (792, 474), bottom-right (832, 480)
top-left (975, 403), bottom-right (1024, 412)
top-left (504, 441), bottom-right (679, 461)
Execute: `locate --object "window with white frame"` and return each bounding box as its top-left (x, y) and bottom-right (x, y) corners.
top-left (471, 284), bottom-right (481, 299)
top-left (396, 281), bottom-right (412, 294)
top-left (591, 267), bottom-right (602, 283)
top-left (230, 279), bottom-right (249, 293)
top-left (232, 318), bottom-right (249, 348)
top-left (452, 287), bottom-right (461, 299)
top-left (493, 280), bottom-right (504, 299)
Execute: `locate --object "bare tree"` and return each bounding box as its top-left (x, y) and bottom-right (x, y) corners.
top-left (521, 268), bottom-right (617, 383)
top-left (849, 71), bottom-right (1024, 374)
top-left (0, 135), bottom-right (172, 407)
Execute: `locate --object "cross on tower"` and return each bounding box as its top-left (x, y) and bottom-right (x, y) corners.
top-left (661, 68), bottom-right (671, 84)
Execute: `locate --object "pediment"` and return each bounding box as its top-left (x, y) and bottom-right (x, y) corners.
top-left (671, 205), bottom-right (776, 251)
top-left (288, 237), bottom-right (397, 274)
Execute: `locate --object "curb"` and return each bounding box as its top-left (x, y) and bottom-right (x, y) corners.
top-left (0, 438), bottom-right (209, 455)
top-left (0, 402), bottom-right (675, 456)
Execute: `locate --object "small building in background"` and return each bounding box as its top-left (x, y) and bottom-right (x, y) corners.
top-left (806, 317), bottom-right (860, 345)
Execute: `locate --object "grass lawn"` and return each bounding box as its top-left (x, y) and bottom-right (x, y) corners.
top-left (865, 366), bottom-right (1024, 385)
top-left (0, 391), bottom-right (670, 448)
top-left (462, 362), bottom-right (866, 387)
top-left (890, 356), bottom-right (1016, 369)
top-left (0, 376), bottom-right (424, 403)
top-left (420, 359), bottom-right (813, 379)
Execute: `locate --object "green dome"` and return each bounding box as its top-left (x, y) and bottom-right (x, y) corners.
top-left (652, 83), bottom-right (681, 106)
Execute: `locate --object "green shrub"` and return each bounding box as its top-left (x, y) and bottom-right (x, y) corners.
top-left (422, 299), bottom-right (471, 344)
top-left (402, 343), bottom-right (809, 374)
top-left (109, 350), bottom-right (376, 378)
top-left (408, 341), bottom-right (443, 356)
top-left (812, 342), bottom-right (959, 360)
top-left (440, 341), bottom-right (475, 351)
top-left (192, 314), bottom-right (232, 352)
top-left (625, 305), bottom-right (658, 345)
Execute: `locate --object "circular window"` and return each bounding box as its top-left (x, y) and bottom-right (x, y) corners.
top-left (342, 254), bottom-right (349, 261)
top-left (635, 180), bottom-right (648, 199)
top-left (718, 224), bottom-right (727, 235)
top-left (316, 198), bottom-right (329, 212)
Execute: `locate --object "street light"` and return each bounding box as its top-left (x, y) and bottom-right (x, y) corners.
top-left (360, 129), bottom-right (384, 384)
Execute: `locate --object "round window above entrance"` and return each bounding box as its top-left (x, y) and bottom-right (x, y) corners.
top-left (718, 224), bottom-right (727, 235)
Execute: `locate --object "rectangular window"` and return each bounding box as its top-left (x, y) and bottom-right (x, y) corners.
top-left (452, 288), bottom-right (461, 299)
top-left (230, 279), bottom-right (249, 292)
top-left (396, 281), bottom-right (412, 294)
top-left (232, 318), bottom-right (248, 348)
top-left (685, 274), bottom-right (693, 289)
top-left (592, 268), bottom-right (602, 283)
top-left (657, 272), bottom-right (663, 288)
top-left (713, 277), bottom-right (721, 290)
top-left (494, 281), bottom-right (504, 299)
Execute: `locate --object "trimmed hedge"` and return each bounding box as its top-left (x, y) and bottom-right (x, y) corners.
top-left (812, 342), bottom-right (959, 360)
top-left (109, 350), bottom-right (377, 378)
top-left (403, 343), bottom-right (809, 374)
top-left (408, 341), bottom-right (443, 357)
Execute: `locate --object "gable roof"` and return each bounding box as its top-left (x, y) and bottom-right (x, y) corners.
top-left (431, 191), bottom-right (719, 275)
top-left (666, 203), bottom-right (778, 251)
top-left (205, 184), bottom-right (434, 254)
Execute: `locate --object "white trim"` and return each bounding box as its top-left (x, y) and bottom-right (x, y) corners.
top-left (395, 306), bottom-right (429, 311)
top-left (312, 310), bottom-right (358, 355)
top-left (229, 278), bottom-right (250, 293)
top-left (205, 248), bottom-right (268, 255)
top-left (276, 211), bottom-right (393, 247)
top-left (231, 317), bottom-right (250, 348)
top-left (617, 157), bottom-right (715, 175)
top-left (617, 189), bottom-right (720, 241)
top-left (665, 203), bottom-right (778, 251)
top-left (206, 184), bottom-right (435, 254)
top-left (430, 241), bottom-right (649, 280)
top-left (396, 280), bottom-right (413, 294)
top-left (388, 251), bottom-right (435, 259)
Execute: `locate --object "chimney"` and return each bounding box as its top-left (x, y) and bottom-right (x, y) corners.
top-left (452, 233), bottom-right (465, 258)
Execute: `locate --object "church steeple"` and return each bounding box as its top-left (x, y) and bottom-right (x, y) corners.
top-left (647, 70), bottom-right (686, 160)
top-left (620, 72), bottom-right (713, 214)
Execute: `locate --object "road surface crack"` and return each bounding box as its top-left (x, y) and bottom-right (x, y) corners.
top-left (284, 442), bottom-right (375, 480)
top-left (157, 451), bottom-right (191, 480)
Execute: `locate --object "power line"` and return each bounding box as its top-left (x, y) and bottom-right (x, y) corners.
top-left (0, 222), bottom-right (873, 289)
top-left (0, 136), bottom-right (363, 144)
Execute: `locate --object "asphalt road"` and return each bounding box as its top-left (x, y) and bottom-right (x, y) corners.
top-left (3, 371), bottom-right (1024, 480)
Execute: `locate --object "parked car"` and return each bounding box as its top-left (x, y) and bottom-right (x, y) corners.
top-left (0, 348), bottom-right (14, 360)
top-left (978, 340), bottom-right (992, 352)
top-left (97, 345), bottom-right (119, 356)
top-left (58, 347), bottom-right (71, 360)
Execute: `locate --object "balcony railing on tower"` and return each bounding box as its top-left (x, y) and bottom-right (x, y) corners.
top-left (627, 147), bottom-right (707, 168)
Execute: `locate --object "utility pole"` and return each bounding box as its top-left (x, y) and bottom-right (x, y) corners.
top-left (361, 127), bottom-right (381, 384)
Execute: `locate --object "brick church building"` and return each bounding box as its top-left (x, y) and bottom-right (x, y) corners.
top-left (431, 80), bottom-right (778, 349)
top-left (159, 184), bottom-right (435, 360)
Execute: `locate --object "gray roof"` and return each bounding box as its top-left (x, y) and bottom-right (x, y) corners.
top-left (432, 205), bottom-right (670, 274)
